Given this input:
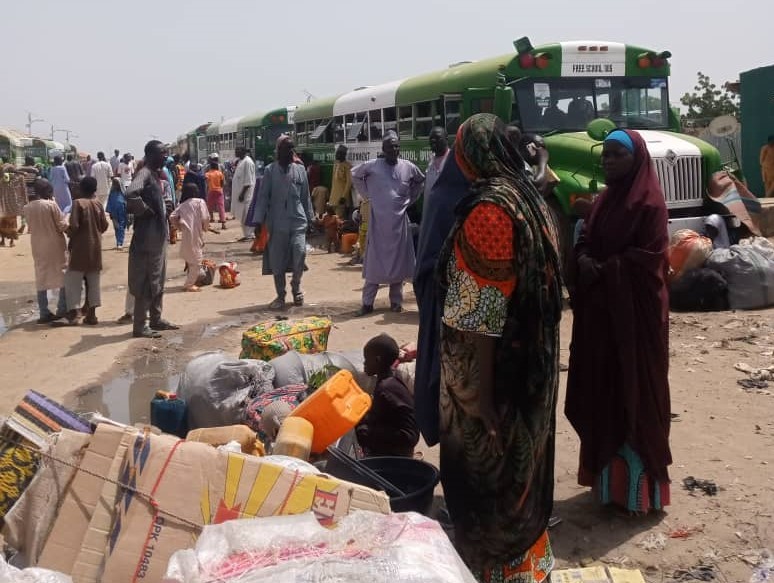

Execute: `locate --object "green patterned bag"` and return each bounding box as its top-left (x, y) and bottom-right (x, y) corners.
top-left (239, 317), bottom-right (333, 361)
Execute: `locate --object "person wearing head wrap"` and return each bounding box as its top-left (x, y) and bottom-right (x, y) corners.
top-left (437, 113), bottom-right (562, 582)
top-left (412, 148), bottom-right (470, 446)
top-left (231, 145), bottom-right (257, 240)
top-left (253, 134), bottom-right (313, 309)
top-left (566, 129), bottom-right (672, 515)
top-left (351, 132), bottom-right (425, 315)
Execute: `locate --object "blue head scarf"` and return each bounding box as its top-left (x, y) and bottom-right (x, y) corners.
top-left (604, 129), bottom-right (635, 152)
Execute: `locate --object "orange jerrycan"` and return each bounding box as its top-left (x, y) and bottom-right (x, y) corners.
top-left (290, 370), bottom-right (372, 453)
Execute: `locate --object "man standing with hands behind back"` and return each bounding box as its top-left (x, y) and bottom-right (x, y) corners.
top-left (232, 146), bottom-right (256, 241)
top-left (254, 135), bottom-right (313, 310)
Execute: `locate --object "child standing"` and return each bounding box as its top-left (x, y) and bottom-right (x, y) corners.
top-left (64, 176), bottom-right (109, 325)
top-left (356, 333), bottom-right (419, 457)
top-left (317, 204), bottom-right (342, 253)
top-left (205, 161), bottom-right (227, 230)
top-left (106, 178), bottom-right (127, 249)
top-left (170, 183), bottom-right (210, 292)
top-left (23, 178), bottom-right (69, 323)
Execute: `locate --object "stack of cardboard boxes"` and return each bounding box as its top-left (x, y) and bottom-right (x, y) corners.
top-left (7, 423), bottom-right (389, 583)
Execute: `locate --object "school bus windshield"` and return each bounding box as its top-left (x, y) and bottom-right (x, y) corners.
top-left (512, 77), bottom-right (670, 133)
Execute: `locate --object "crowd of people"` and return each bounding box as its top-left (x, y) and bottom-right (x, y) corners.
top-left (0, 115), bottom-right (674, 583)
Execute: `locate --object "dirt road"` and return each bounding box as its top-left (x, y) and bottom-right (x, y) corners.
top-left (0, 227), bottom-right (772, 581)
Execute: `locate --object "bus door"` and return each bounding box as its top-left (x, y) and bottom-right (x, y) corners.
top-left (463, 86), bottom-right (515, 125)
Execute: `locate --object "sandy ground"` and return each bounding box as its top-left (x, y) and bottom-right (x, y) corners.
top-left (0, 224), bottom-right (772, 582)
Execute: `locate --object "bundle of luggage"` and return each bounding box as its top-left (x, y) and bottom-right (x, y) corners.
top-left (0, 314), bottom-right (454, 582)
top-left (668, 218), bottom-right (774, 312)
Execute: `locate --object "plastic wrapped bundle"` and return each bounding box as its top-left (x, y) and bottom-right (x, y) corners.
top-left (177, 352), bottom-right (275, 430)
top-left (668, 229), bottom-right (713, 280)
top-left (164, 511), bottom-right (477, 583)
top-left (0, 555), bottom-right (72, 583)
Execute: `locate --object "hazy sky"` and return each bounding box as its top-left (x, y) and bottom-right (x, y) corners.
top-left (3, 0), bottom-right (770, 156)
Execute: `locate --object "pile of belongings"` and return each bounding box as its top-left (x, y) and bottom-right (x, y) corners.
top-left (0, 315), bottom-right (457, 582)
top-left (668, 216), bottom-right (774, 312)
top-left (0, 392), bottom-right (392, 583)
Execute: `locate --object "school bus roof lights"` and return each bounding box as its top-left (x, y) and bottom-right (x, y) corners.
top-left (637, 50), bottom-right (672, 69)
top-left (519, 52), bottom-right (552, 70)
top-left (513, 36), bottom-right (553, 70)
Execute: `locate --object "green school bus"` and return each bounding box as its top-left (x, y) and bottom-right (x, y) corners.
top-left (0, 128), bottom-right (29, 166)
top-left (292, 37), bottom-right (723, 236)
top-left (185, 107), bottom-right (296, 165)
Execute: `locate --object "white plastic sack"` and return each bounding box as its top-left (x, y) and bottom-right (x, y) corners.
top-left (164, 511), bottom-right (476, 583)
top-left (0, 555), bottom-right (72, 583)
top-left (260, 455), bottom-right (320, 475)
top-left (177, 351), bottom-right (275, 430)
top-left (706, 238), bottom-right (774, 310)
top-left (269, 351), bottom-right (365, 388)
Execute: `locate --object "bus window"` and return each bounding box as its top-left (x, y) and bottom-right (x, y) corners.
top-left (347, 113), bottom-right (368, 142)
top-left (383, 107), bottom-right (397, 136)
top-left (295, 122), bottom-right (307, 146)
top-left (398, 106), bottom-right (412, 139)
top-left (414, 101), bottom-right (433, 139)
top-left (310, 118), bottom-right (331, 142)
top-left (333, 116), bottom-right (344, 143)
top-left (343, 114), bottom-right (355, 142)
top-left (433, 100), bottom-right (443, 129)
top-left (444, 96), bottom-right (461, 135)
top-left (470, 98), bottom-right (495, 115)
top-left (369, 109), bottom-right (382, 141)
top-left (512, 77), bottom-right (669, 133)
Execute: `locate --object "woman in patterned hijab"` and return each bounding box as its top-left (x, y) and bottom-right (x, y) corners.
top-left (436, 113), bottom-right (562, 583)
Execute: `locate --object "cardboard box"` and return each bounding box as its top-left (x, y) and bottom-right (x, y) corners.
top-left (37, 424), bottom-right (137, 575)
top-left (71, 426), bottom-right (139, 583)
top-left (552, 567), bottom-right (646, 583)
top-left (2, 429), bottom-right (91, 566)
top-left (102, 431), bottom-right (390, 583)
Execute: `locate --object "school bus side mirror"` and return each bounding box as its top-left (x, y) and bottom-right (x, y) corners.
top-left (587, 118), bottom-right (616, 142)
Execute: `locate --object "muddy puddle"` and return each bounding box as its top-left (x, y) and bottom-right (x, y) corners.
top-left (69, 354), bottom-right (181, 425)
top-left (0, 295), bottom-right (38, 336)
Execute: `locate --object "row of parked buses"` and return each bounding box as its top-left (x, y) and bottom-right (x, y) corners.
top-left (171, 36), bottom-right (728, 252)
top-left (0, 128), bottom-right (76, 167)
top-left (170, 108), bottom-right (295, 168)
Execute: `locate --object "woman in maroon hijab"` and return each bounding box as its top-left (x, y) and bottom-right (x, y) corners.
top-left (566, 129), bottom-right (672, 514)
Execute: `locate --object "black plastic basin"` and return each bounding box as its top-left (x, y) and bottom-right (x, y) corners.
top-left (325, 455), bottom-right (440, 515)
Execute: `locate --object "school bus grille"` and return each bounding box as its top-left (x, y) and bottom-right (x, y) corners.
top-left (653, 155), bottom-right (703, 208)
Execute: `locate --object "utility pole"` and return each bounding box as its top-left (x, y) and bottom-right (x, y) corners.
top-left (26, 111), bottom-right (45, 136)
top-left (53, 129), bottom-right (77, 145)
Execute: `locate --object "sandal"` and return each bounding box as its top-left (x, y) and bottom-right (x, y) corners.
top-left (133, 327), bottom-right (162, 339)
top-left (269, 297), bottom-right (286, 310)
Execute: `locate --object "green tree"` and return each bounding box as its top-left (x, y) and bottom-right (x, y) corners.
top-left (680, 72), bottom-right (739, 127)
